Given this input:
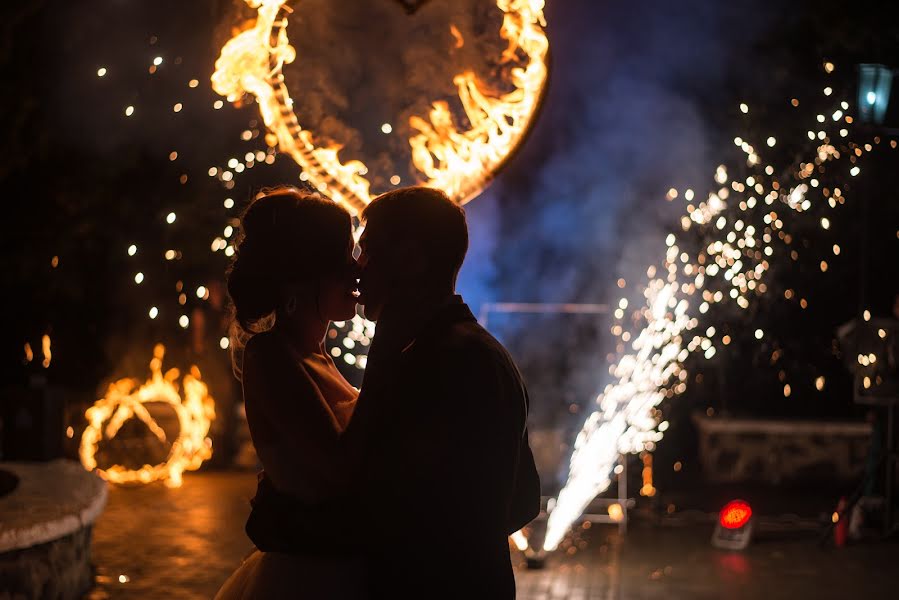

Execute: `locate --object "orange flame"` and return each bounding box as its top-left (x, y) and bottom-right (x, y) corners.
top-left (79, 344), bottom-right (215, 488)
top-left (211, 0), bottom-right (549, 212)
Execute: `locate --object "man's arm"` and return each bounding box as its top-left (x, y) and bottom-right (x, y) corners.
top-left (507, 425), bottom-right (541, 534)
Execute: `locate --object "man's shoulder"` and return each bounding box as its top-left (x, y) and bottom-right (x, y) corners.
top-left (425, 319), bottom-right (517, 374)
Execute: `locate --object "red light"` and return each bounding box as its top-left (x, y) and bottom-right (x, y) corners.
top-left (719, 500), bottom-right (752, 529)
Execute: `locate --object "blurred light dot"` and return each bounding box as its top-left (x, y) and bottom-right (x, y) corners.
top-left (739, 103), bottom-right (748, 113)
top-left (119, 574), bottom-right (130, 584)
top-left (754, 329), bottom-right (763, 339)
top-left (149, 306), bottom-right (158, 319)
top-left (850, 166), bottom-right (860, 176)
top-left (169, 151), bottom-right (178, 161)
top-left (224, 246), bottom-right (235, 257)
top-left (766, 137), bottom-right (776, 147)
top-left (815, 376), bottom-right (826, 391)
top-left (179, 315), bottom-right (190, 328)
top-left (128, 244), bottom-right (137, 256)
top-left (196, 286), bottom-right (207, 299)
top-left (153, 56), bottom-right (163, 66)
top-left (188, 79), bottom-right (199, 88)
top-left (66, 426), bottom-right (74, 438)
top-left (166, 212), bottom-right (176, 224)
top-left (224, 225), bottom-right (233, 237)
top-left (824, 61), bottom-right (835, 73)
top-left (381, 123), bottom-right (393, 134)
top-left (124, 106), bottom-right (134, 117)
top-left (165, 250), bottom-right (176, 260)
top-left (220, 337), bottom-right (230, 350)
top-left (97, 67), bottom-right (107, 77)
top-left (213, 100), bottom-right (224, 109)
top-left (134, 272), bottom-right (144, 284)
top-left (224, 198), bottom-right (234, 209)
top-left (389, 175), bottom-right (401, 185)
top-left (824, 87), bottom-right (833, 96)
top-left (173, 103), bottom-right (182, 113)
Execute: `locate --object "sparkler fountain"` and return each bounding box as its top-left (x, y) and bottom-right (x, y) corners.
top-left (541, 70), bottom-right (898, 552)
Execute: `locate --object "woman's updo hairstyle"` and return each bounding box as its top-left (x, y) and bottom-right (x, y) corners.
top-left (226, 187), bottom-right (352, 372)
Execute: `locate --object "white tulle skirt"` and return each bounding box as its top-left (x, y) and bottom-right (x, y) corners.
top-left (214, 550), bottom-right (369, 599)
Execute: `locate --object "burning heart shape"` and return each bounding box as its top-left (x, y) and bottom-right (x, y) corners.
top-left (213, 0), bottom-right (549, 214)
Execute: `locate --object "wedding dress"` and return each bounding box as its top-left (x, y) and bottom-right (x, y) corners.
top-left (214, 330), bottom-right (366, 599)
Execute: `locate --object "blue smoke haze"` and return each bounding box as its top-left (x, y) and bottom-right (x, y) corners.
top-left (455, 0), bottom-right (773, 482)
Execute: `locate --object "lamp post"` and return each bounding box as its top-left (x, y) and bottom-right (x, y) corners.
top-left (853, 63), bottom-right (897, 538)
top-left (857, 64), bottom-right (894, 125)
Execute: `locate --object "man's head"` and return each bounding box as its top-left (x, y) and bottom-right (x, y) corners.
top-left (357, 186), bottom-right (468, 321)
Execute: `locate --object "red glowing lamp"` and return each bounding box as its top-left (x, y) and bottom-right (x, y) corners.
top-left (712, 499), bottom-right (754, 550)
top-left (719, 500), bottom-right (753, 530)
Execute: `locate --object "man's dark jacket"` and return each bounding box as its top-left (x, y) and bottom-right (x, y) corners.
top-left (247, 300), bottom-right (541, 598)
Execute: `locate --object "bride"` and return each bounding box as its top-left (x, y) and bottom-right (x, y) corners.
top-left (214, 187), bottom-right (367, 599)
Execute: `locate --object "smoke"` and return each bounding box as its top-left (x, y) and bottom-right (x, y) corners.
top-left (454, 0), bottom-right (773, 486)
top-left (280, 0), bottom-right (508, 191)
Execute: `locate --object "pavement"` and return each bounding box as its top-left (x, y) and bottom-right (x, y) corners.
top-left (87, 470), bottom-right (898, 599)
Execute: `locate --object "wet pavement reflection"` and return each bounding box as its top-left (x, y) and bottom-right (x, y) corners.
top-left (89, 472), bottom-right (897, 599)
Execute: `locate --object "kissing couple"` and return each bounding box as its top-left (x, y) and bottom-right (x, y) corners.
top-left (215, 186), bottom-right (540, 599)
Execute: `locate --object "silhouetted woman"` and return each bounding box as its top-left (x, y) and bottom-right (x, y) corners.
top-left (214, 188), bottom-right (366, 598)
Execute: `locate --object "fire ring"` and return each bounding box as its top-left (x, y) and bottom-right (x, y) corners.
top-left (79, 344), bottom-right (216, 488)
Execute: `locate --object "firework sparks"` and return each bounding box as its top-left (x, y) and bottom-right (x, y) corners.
top-left (543, 71), bottom-right (895, 552)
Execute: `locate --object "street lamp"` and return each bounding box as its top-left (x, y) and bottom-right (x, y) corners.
top-left (857, 64), bottom-right (893, 124)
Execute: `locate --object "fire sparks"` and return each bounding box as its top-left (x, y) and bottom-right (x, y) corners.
top-left (542, 74), bottom-right (895, 552)
top-left (212, 0), bottom-right (549, 213)
top-left (80, 344), bottom-right (215, 488)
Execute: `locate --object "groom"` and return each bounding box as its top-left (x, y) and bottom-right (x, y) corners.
top-left (248, 186), bottom-right (540, 597)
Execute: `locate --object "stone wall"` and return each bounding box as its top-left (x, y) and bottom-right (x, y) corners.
top-left (0, 526), bottom-right (93, 600)
top-left (693, 414), bottom-right (872, 484)
top-left (0, 461), bottom-right (107, 600)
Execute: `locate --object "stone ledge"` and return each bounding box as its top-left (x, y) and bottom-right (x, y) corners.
top-left (0, 460), bottom-right (107, 553)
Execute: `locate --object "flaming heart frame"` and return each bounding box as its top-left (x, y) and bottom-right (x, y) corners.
top-left (80, 344), bottom-right (216, 488)
top-left (212, 0), bottom-right (550, 214)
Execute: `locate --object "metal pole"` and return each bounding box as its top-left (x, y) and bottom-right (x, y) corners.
top-left (886, 402), bottom-right (895, 536)
top-left (619, 455), bottom-right (627, 535)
